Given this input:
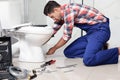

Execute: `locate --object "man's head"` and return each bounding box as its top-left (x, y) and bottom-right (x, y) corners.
top-left (44, 1), bottom-right (62, 22)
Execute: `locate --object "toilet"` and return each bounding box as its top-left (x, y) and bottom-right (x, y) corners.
top-left (11, 25), bottom-right (53, 62)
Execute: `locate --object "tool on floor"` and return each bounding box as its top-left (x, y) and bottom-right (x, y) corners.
top-left (56, 64), bottom-right (77, 69)
top-left (56, 64), bottom-right (77, 73)
top-left (40, 59), bottom-right (56, 68)
top-left (9, 66), bottom-right (28, 79)
top-left (64, 69), bottom-right (74, 73)
top-left (29, 60), bottom-right (56, 79)
top-left (9, 59), bottom-right (56, 80)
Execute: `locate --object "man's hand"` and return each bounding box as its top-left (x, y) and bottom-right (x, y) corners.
top-left (46, 47), bottom-right (57, 55)
top-left (46, 38), bottom-right (68, 55)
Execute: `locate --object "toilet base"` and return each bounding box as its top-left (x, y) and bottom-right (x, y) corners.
top-left (19, 52), bottom-right (45, 63)
top-left (19, 44), bottom-right (45, 62)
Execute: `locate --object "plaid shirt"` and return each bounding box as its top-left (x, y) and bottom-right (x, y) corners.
top-left (53, 3), bottom-right (107, 41)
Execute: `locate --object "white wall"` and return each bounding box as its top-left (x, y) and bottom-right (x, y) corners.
top-left (0, 0), bottom-right (47, 29)
top-left (0, 1), bottom-right (9, 29)
top-left (28, 0), bottom-right (47, 25)
top-left (94, 0), bottom-right (120, 48)
top-left (0, 0), bottom-right (23, 29)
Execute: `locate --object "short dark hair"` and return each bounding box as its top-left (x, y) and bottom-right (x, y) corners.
top-left (44, 1), bottom-right (60, 16)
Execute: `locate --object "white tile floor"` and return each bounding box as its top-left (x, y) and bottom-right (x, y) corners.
top-left (13, 54), bottom-right (120, 80)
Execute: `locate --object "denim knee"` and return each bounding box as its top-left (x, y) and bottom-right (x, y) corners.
top-left (64, 49), bottom-right (74, 58)
top-left (83, 57), bottom-right (97, 66)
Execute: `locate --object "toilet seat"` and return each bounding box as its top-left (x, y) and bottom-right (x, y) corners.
top-left (16, 26), bottom-right (53, 34)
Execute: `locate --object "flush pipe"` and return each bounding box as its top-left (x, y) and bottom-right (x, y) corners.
top-left (23, 0), bottom-right (29, 23)
top-left (81, 0), bottom-right (84, 36)
top-left (0, 20), bottom-right (2, 37)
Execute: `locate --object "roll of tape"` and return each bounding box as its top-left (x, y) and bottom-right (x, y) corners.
top-left (9, 66), bottom-right (28, 79)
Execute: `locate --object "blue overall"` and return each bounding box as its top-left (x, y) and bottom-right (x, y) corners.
top-left (64, 18), bottom-right (119, 66)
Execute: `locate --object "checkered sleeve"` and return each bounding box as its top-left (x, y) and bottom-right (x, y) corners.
top-left (52, 22), bottom-right (63, 35)
top-left (62, 6), bottom-right (74, 41)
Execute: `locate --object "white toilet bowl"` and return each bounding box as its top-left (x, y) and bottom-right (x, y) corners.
top-left (11, 26), bottom-right (53, 62)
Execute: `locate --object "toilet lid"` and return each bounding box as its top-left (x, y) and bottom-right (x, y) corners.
top-left (15, 26), bottom-right (53, 34)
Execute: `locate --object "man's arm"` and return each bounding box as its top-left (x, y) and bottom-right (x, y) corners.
top-left (47, 5), bottom-right (75, 55)
top-left (46, 38), bottom-right (67, 55)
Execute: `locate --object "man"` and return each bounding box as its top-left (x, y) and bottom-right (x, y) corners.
top-left (43, 1), bottom-right (120, 66)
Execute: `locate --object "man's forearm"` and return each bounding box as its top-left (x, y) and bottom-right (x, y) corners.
top-left (46, 38), bottom-right (68, 55)
top-left (53, 38), bottom-right (68, 49)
